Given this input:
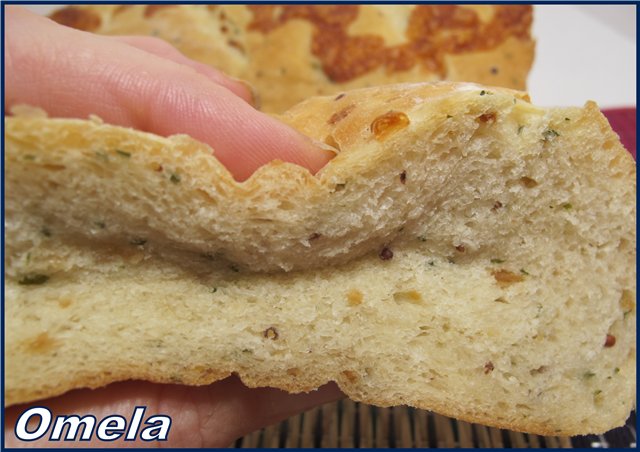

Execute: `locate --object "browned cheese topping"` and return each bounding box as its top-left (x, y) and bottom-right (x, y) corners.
top-left (50, 5), bottom-right (531, 83)
top-left (49, 7), bottom-right (102, 32)
top-left (143, 5), bottom-right (178, 18)
top-left (248, 5), bottom-right (532, 82)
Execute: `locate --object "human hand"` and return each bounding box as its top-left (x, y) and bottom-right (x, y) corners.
top-left (4, 378), bottom-right (343, 447)
top-left (5, 6), bottom-right (334, 181)
top-left (4, 6), bottom-right (341, 447)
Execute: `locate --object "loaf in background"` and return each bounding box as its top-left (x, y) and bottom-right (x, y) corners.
top-left (49, 4), bottom-right (535, 113)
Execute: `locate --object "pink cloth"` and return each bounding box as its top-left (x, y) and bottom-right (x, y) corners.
top-left (602, 108), bottom-right (636, 160)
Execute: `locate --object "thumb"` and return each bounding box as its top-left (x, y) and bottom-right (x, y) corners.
top-left (4, 378), bottom-right (344, 448)
top-left (5, 6), bottom-right (334, 181)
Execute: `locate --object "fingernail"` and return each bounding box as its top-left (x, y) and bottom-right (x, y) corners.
top-left (301, 138), bottom-right (337, 175)
top-left (310, 138), bottom-right (339, 156)
top-left (231, 77), bottom-right (260, 109)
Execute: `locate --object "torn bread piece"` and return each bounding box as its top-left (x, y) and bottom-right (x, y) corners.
top-left (5, 82), bottom-right (635, 436)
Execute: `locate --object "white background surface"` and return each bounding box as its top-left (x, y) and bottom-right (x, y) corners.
top-left (18, 4), bottom-right (638, 108)
top-left (530, 5), bottom-right (635, 108)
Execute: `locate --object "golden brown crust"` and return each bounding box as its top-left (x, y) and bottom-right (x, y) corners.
top-left (48, 5), bottom-right (535, 112)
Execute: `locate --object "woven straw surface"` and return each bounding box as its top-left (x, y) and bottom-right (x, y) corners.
top-left (234, 401), bottom-right (636, 448)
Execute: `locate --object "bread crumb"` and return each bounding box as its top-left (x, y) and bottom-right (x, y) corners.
top-left (484, 361), bottom-right (495, 374)
top-left (263, 327), bottom-right (278, 340)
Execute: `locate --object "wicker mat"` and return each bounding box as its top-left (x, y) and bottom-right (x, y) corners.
top-left (234, 401), bottom-right (636, 448)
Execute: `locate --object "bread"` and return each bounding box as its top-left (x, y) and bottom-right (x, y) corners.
top-left (5, 82), bottom-right (635, 436)
top-left (49, 4), bottom-right (535, 113)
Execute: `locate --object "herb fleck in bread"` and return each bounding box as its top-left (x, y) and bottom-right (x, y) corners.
top-left (49, 4), bottom-right (535, 113)
top-left (5, 82), bottom-right (635, 436)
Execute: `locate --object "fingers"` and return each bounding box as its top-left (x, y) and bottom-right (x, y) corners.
top-left (186, 377), bottom-right (344, 446)
top-left (5, 7), bottom-right (333, 180)
top-left (110, 35), bottom-right (255, 106)
top-left (4, 378), bottom-right (344, 448)
top-left (4, 382), bottom-right (165, 449)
